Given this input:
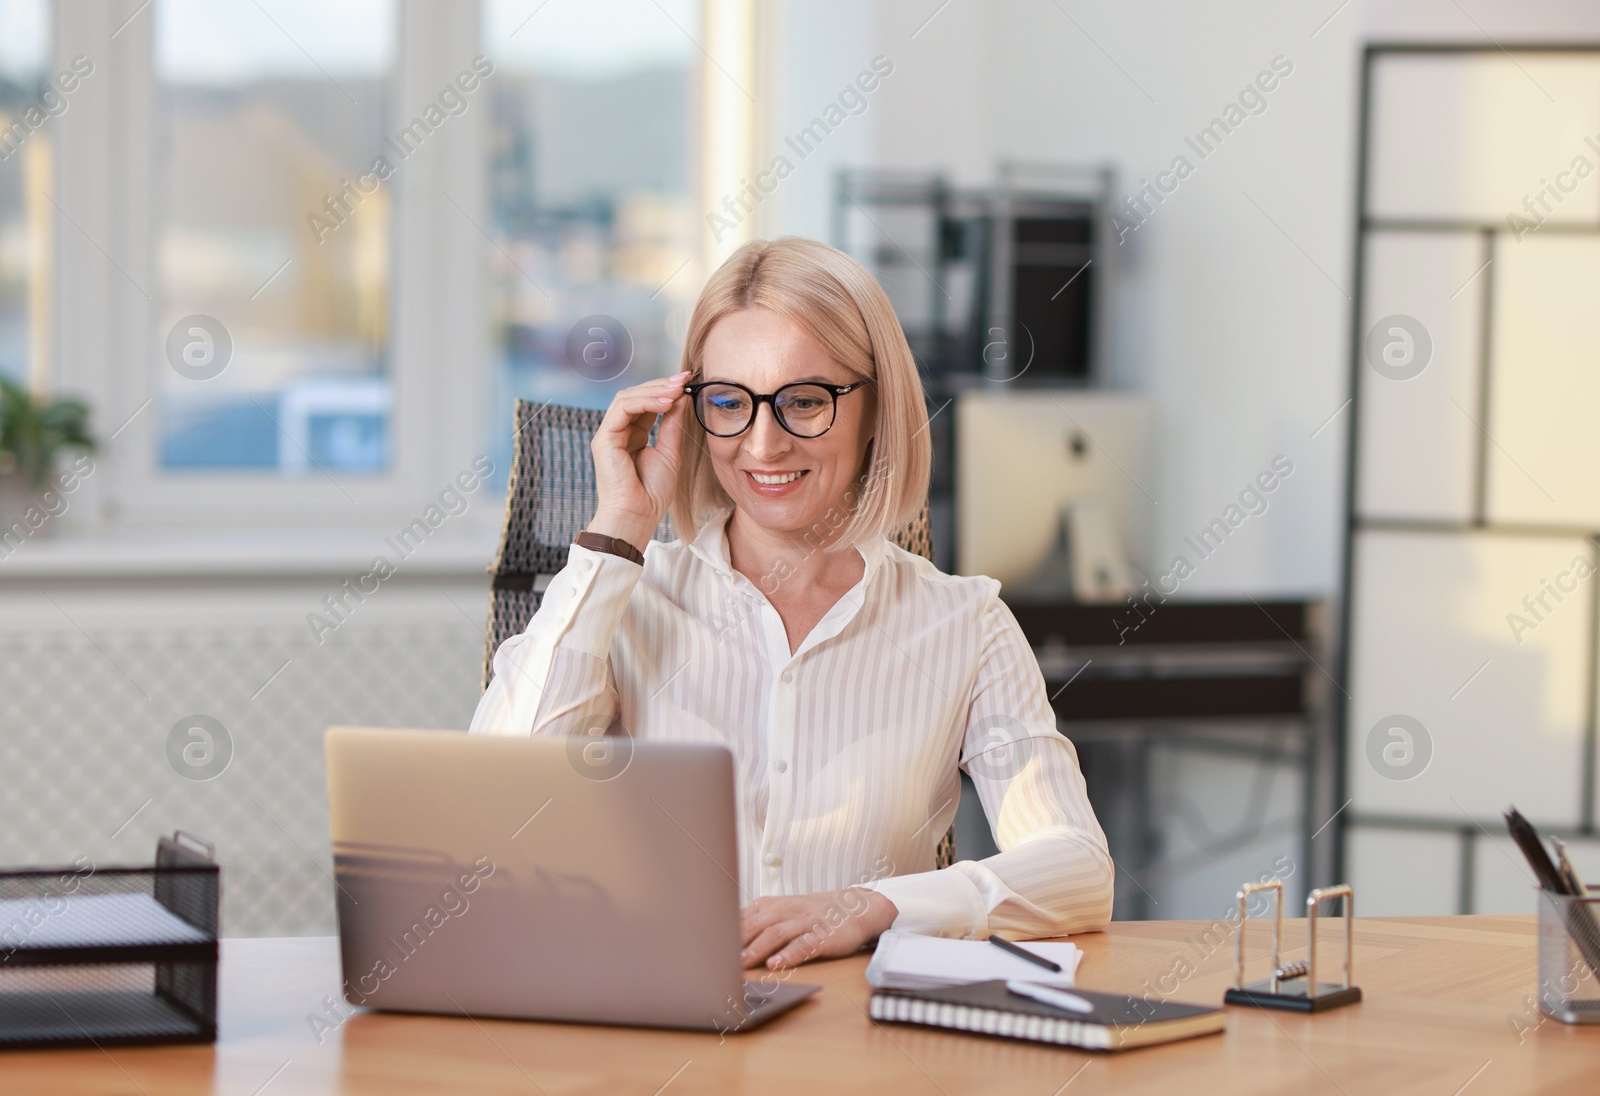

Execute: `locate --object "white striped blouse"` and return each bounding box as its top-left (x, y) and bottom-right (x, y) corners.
top-left (468, 507), bottom-right (1114, 940)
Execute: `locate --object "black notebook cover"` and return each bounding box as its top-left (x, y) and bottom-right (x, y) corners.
top-left (868, 980), bottom-right (1225, 1051)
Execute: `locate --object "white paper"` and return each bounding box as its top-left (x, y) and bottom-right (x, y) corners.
top-left (0, 892), bottom-right (210, 950)
top-left (865, 930), bottom-right (1083, 990)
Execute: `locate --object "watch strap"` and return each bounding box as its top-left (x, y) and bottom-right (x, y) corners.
top-left (572, 530), bottom-right (646, 566)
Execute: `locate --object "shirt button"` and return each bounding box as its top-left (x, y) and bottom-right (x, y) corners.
top-left (780, 671), bottom-right (793, 684)
top-left (763, 852), bottom-right (781, 867)
top-left (577, 558), bottom-right (593, 572)
top-left (773, 759), bottom-right (788, 774)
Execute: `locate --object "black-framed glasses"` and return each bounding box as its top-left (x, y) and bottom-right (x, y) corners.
top-left (683, 379), bottom-right (869, 439)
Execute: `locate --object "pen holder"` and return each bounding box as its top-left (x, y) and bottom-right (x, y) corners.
top-left (1537, 888), bottom-right (1600, 1024)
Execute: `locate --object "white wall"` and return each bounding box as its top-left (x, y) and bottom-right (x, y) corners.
top-left (776, 0), bottom-right (1600, 601)
top-left (777, 0), bottom-right (1356, 597)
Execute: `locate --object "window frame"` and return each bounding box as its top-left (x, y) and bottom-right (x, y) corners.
top-left (52, 0), bottom-right (488, 533)
top-left (0, 0), bottom-right (52, 393)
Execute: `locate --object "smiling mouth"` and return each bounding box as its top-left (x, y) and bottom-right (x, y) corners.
top-left (747, 470), bottom-right (808, 485)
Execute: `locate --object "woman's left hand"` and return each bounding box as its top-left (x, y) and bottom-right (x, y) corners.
top-left (740, 888), bottom-right (899, 970)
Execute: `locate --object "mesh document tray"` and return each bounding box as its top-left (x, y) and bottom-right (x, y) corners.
top-left (0, 831), bottom-right (220, 1050)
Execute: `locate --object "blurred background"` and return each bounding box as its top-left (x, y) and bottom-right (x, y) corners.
top-left (2, 0), bottom-right (1598, 936)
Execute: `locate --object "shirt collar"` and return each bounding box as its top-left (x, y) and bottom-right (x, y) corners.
top-left (687, 506), bottom-right (737, 575)
top-left (687, 505), bottom-right (888, 586)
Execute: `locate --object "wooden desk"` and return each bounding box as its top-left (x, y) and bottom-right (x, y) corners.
top-left (2, 916), bottom-right (1594, 1094)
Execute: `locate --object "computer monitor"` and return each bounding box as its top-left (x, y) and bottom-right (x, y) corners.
top-left (955, 389), bottom-right (1151, 597)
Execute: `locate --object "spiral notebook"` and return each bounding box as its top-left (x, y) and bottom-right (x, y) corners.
top-left (868, 980), bottom-right (1225, 1051)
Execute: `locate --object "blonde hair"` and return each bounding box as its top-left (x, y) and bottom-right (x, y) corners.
top-left (671, 237), bottom-right (931, 552)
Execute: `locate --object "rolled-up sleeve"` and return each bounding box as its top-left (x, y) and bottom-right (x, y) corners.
top-left (469, 544), bottom-right (644, 738)
top-left (865, 590), bottom-right (1114, 940)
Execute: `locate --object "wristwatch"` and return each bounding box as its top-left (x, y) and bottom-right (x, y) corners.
top-left (572, 530), bottom-right (645, 566)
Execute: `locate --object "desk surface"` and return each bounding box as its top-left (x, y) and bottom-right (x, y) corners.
top-left (2, 916), bottom-right (1593, 1095)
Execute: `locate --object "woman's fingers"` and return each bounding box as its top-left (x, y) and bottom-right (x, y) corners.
top-left (768, 933), bottom-right (827, 971)
top-left (739, 897), bottom-right (841, 968)
top-left (620, 372), bottom-right (691, 404)
top-left (737, 889), bottom-right (898, 970)
top-left (619, 371), bottom-right (689, 396)
top-left (743, 917), bottom-right (849, 970)
top-left (597, 391), bottom-right (681, 433)
top-left (654, 392), bottom-right (689, 452)
top-left (593, 404), bottom-right (677, 466)
top-left (741, 921), bottom-right (805, 969)
top-left (599, 375), bottom-right (685, 418)
top-left (590, 371), bottom-right (692, 533)
top-left (739, 898), bottom-right (781, 948)
top-left (595, 378), bottom-right (690, 442)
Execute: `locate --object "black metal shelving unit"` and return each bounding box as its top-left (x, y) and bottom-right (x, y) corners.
top-left (832, 163), bottom-right (1114, 574)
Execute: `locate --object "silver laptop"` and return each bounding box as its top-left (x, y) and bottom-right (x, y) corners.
top-left (324, 726), bottom-right (819, 1032)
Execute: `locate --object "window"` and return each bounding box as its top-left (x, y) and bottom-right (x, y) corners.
top-left (154, 0), bottom-right (396, 474)
top-left (481, 0), bottom-right (699, 477)
top-left (0, 0), bottom-right (48, 387)
top-left (42, 1), bottom-right (733, 531)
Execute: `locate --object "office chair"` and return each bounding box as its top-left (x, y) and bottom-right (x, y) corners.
top-left (482, 398), bottom-right (955, 871)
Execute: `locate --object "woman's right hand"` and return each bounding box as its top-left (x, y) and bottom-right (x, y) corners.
top-left (586, 370), bottom-right (692, 548)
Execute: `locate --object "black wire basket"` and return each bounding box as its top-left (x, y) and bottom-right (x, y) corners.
top-left (0, 831), bottom-right (219, 1050)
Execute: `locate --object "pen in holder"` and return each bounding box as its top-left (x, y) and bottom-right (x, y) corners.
top-left (1224, 879), bottom-right (1362, 1012)
top-left (1537, 887), bottom-right (1600, 1024)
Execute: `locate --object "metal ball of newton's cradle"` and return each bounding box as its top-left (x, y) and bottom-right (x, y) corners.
top-left (1225, 879), bottom-right (1363, 1013)
top-left (1274, 959), bottom-right (1310, 981)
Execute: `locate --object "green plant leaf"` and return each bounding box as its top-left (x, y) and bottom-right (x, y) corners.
top-left (0, 379), bottom-right (98, 488)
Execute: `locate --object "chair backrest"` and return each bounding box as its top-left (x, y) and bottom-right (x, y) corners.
top-left (482, 402), bottom-right (668, 690)
top-left (481, 399), bottom-right (954, 867)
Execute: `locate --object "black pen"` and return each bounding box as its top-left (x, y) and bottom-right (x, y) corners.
top-left (1504, 806), bottom-right (1568, 893)
top-left (987, 934), bottom-right (1062, 973)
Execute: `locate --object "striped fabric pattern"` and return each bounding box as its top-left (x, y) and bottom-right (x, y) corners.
top-left (470, 507), bottom-right (1114, 940)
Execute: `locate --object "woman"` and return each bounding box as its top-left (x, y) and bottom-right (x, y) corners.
top-left (471, 237), bottom-right (1113, 970)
